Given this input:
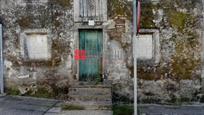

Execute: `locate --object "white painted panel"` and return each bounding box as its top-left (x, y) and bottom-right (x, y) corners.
top-left (87, 0), bottom-right (92, 17)
top-left (99, 0), bottom-right (102, 19)
top-left (136, 35), bottom-right (153, 59)
top-left (95, 0), bottom-right (99, 19)
top-left (110, 40), bottom-right (125, 60)
top-left (79, 0), bottom-right (83, 17)
top-left (26, 34), bottom-right (51, 60)
top-left (84, 0), bottom-right (88, 18)
top-left (74, 0), bottom-right (80, 21)
top-left (91, 0), bottom-right (95, 17)
top-left (102, 0), bottom-right (107, 21)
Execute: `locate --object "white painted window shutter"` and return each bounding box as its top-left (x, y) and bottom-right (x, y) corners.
top-left (74, 0), bottom-right (107, 22)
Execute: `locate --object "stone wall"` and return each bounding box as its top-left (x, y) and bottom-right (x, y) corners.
top-left (0, 0), bottom-right (204, 104)
top-left (108, 0), bottom-right (204, 104)
top-left (0, 0), bottom-right (74, 98)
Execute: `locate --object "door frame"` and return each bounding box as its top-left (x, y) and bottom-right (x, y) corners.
top-left (78, 29), bottom-right (103, 81)
top-left (73, 24), bottom-right (108, 81)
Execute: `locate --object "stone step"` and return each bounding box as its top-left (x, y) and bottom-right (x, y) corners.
top-left (66, 101), bottom-right (112, 110)
top-left (69, 95), bottom-right (112, 102)
top-left (70, 84), bottom-right (112, 88)
top-left (61, 110), bottom-right (113, 115)
top-left (68, 85), bottom-right (112, 110)
top-left (69, 100), bottom-right (112, 105)
top-left (69, 87), bottom-right (112, 100)
top-left (69, 87), bottom-right (111, 96)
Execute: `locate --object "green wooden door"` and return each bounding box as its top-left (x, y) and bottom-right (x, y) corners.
top-left (79, 30), bottom-right (103, 81)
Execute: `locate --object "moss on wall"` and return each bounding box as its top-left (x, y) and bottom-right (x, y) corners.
top-left (6, 87), bottom-right (20, 95)
top-left (26, 86), bottom-right (55, 98)
top-left (51, 38), bottom-right (71, 66)
top-left (136, 0), bottom-right (201, 81)
top-left (17, 16), bottom-right (33, 29)
top-left (53, 0), bottom-right (72, 8)
top-left (170, 37), bottom-right (201, 80)
top-left (138, 35), bottom-right (201, 81)
top-left (160, 0), bottom-right (199, 10)
top-left (108, 0), bottom-right (132, 19)
top-left (52, 11), bottom-right (63, 28)
top-left (166, 10), bottom-right (196, 32)
top-left (138, 67), bottom-right (161, 80)
top-left (168, 11), bottom-right (187, 31)
top-left (171, 57), bottom-right (200, 80)
top-left (140, 3), bottom-right (157, 29)
top-left (108, 0), bottom-right (159, 29)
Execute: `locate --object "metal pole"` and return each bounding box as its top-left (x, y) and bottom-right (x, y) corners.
top-left (133, 0), bottom-right (138, 115)
top-left (0, 24), bottom-right (4, 94)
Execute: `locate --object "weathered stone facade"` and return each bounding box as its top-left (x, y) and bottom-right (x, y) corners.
top-left (1, 0), bottom-right (74, 98)
top-left (0, 0), bottom-right (204, 104)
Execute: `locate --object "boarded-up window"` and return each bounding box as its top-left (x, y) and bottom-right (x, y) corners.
top-left (134, 29), bottom-right (160, 64)
top-left (74, 0), bottom-right (107, 22)
top-left (136, 35), bottom-right (153, 60)
top-left (25, 34), bottom-right (51, 60)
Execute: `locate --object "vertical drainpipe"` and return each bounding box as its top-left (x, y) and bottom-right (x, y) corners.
top-left (133, 0), bottom-right (138, 115)
top-left (0, 23), bottom-right (4, 94)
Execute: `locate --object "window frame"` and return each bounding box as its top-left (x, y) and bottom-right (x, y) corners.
top-left (74, 0), bottom-right (107, 22)
top-left (20, 29), bottom-right (52, 61)
top-left (137, 29), bottom-right (160, 65)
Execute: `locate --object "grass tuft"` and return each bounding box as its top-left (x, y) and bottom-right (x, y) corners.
top-left (61, 104), bottom-right (85, 110)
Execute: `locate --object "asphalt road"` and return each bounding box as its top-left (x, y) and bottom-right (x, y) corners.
top-left (139, 104), bottom-right (204, 115)
top-left (0, 96), bottom-right (112, 115)
top-left (0, 96), bottom-right (60, 115)
top-left (1, 96), bottom-right (204, 115)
